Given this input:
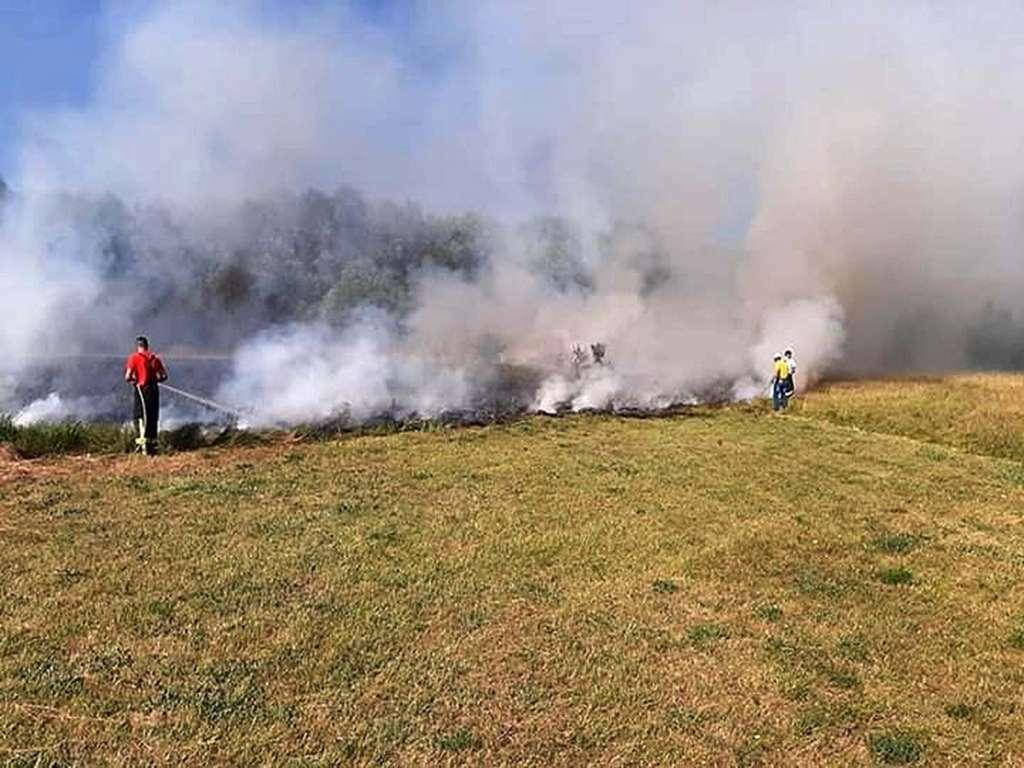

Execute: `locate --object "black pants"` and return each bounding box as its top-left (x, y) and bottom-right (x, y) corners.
top-left (133, 383), bottom-right (160, 448)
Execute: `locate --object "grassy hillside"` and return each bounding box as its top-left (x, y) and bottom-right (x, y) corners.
top-left (2, 379), bottom-right (1024, 765)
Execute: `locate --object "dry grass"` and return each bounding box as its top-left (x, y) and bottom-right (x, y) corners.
top-left (801, 373), bottom-right (1024, 462)
top-left (2, 378), bottom-right (1024, 765)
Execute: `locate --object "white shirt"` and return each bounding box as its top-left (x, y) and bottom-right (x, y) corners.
top-left (785, 355), bottom-right (797, 375)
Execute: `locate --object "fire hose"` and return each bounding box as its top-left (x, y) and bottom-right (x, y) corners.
top-left (159, 382), bottom-right (247, 418)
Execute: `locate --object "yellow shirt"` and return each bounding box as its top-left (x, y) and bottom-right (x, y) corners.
top-left (774, 359), bottom-right (790, 379)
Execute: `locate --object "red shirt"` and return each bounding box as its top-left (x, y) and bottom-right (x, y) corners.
top-left (125, 350), bottom-right (167, 387)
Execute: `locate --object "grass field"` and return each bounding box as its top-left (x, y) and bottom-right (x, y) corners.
top-left (2, 376), bottom-right (1024, 765)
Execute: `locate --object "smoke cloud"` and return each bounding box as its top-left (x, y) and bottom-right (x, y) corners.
top-left (3, 1), bottom-right (1024, 424)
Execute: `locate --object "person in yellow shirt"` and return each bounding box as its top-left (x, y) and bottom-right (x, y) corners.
top-left (772, 353), bottom-right (791, 411)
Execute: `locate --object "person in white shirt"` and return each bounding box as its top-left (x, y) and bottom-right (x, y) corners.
top-left (783, 348), bottom-right (796, 396)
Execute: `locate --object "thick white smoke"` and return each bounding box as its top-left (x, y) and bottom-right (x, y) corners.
top-left (4, 1), bottom-right (1024, 423)
top-left (0, 194), bottom-right (106, 408)
top-left (13, 393), bottom-right (104, 427)
top-left (220, 315), bottom-right (473, 426)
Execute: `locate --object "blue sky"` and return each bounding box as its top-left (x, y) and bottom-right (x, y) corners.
top-left (0, 1), bottom-right (105, 177)
top-left (0, 0), bottom-right (411, 181)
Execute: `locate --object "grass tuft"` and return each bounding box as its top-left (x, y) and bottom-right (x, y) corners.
top-left (878, 567), bottom-right (915, 586)
top-left (944, 703), bottom-right (973, 719)
top-left (686, 623), bottom-right (729, 647)
top-left (1009, 628), bottom-right (1024, 650)
top-left (651, 579), bottom-right (679, 594)
top-left (734, 737), bottom-right (766, 767)
top-left (825, 668), bottom-right (859, 689)
top-left (872, 532), bottom-right (921, 555)
top-left (869, 732), bottom-right (924, 764)
top-left (795, 707), bottom-right (827, 736)
top-left (837, 635), bottom-right (870, 662)
top-left (793, 571), bottom-right (845, 598)
top-left (192, 661), bottom-right (266, 723)
top-left (436, 728), bottom-right (482, 752)
top-left (1003, 464), bottom-right (1024, 487)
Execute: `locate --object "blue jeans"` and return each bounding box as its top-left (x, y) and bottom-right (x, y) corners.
top-left (773, 380), bottom-right (788, 411)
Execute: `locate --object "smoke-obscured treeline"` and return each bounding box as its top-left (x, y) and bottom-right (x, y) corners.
top-left (0, 177), bottom-right (676, 358)
top-left (3, 174), bottom-right (1021, 375)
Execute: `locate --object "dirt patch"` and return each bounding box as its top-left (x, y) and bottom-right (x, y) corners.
top-left (0, 444), bottom-right (31, 484)
top-left (0, 449), bottom-right (105, 485)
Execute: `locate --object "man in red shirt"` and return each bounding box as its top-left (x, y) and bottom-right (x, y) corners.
top-left (125, 336), bottom-right (168, 455)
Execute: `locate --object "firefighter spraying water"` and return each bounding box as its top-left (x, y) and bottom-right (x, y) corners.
top-left (123, 336), bottom-right (252, 454)
top-left (124, 336), bottom-right (168, 455)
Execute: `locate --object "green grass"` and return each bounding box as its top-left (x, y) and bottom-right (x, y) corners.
top-left (2, 378), bottom-right (1024, 764)
top-left (872, 532), bottom-right (921, 555)
top-left (0, 414), bottom-right (129, 458)
top-left (651, 579), bottom-right (679, 594)
top-left (869, 731), bottom-right (925, 764)
top-left (755, 603), bottom-right (783, 622)
top-left (1010, 628), bottom-right (1024, 650)
top-left (877, 567), bottom-right (915, 586)
top-left (686, 623), bottom-right (730, 647)
top-left (0, 414), bottom-right (272, 459)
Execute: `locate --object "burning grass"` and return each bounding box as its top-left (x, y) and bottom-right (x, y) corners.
top-left (2, 377), bottom-right (1024, 764)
